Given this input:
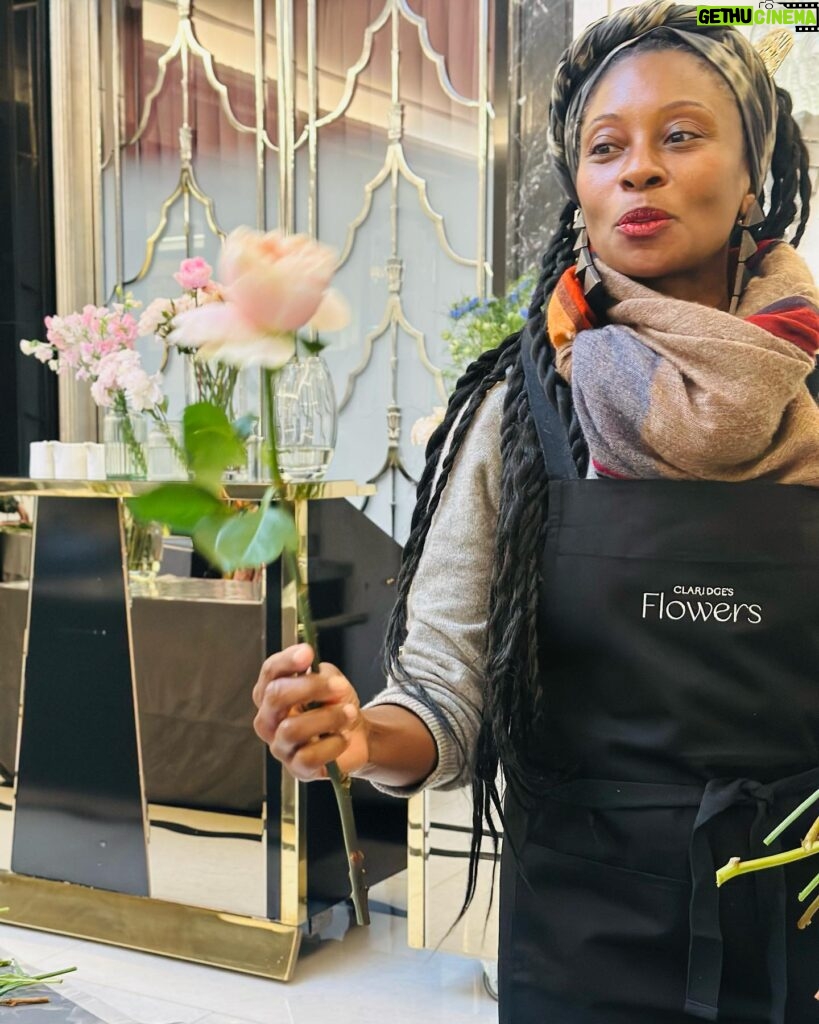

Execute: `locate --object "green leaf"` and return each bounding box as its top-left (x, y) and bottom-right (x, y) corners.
top-left (127, 484), bottom-right (226, 534)
top-left (192, 490), bottom-right (298, 572)
top-left (232, 413), bottom-right (258, 441)
top-left (183, 402), bottom-right (247, 488)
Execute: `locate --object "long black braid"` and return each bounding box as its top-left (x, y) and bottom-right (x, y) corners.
top-left (383, 24), bottom-right (813, 919)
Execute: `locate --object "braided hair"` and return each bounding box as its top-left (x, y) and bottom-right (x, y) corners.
top-left (383, 12), bottom-right (813, 917)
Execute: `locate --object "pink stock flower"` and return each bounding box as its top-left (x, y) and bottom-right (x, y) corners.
top-left (174, 257), bottom-right (213, 292)
top-left (171, 228), bottom-right (350, 369)
top-left (90, 349), bottom-right (163, 412)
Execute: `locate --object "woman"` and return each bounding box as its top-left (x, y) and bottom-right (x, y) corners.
top-left (253, 2), bottom-right (819, 1020)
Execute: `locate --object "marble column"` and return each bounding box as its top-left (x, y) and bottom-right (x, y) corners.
top-left (497, 0), bottom-right (574, 290)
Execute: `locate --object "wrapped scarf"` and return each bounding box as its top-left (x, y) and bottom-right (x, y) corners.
top-left (547, 242), bottom-right (819, 485)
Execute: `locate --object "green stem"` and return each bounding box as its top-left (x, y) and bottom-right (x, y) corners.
top-left (263, 368), bottom-right (283, 489)
top-left (150, 412), bottom-right (188, 472)
top-left (114, 392), bottom-right (147, 477)
top-left (265, 366), bottom-right (369, 926)
top-left (716, 842), bottom-right (819, 888)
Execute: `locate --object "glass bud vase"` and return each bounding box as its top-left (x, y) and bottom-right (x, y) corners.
top-left (147, 420), bottom-right (187, 481)
top-left (104, 411), bottom-right (148, 480)
top-left (274, 354), bottom-right (338, 482)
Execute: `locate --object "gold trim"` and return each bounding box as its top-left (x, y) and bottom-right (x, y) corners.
top-left (8, 500), bottom-right (39, 870)
top-left (338, 297), bottom-right (446, 412)
top-left (126, 12), bottom-right (274, 151)
top-left (118, 501), bottom-right (152, 890)
top-left (0, 871), bottom-right (301, 981)
top-left (128, 164), bottom-right (226, 285)
top-left (406, 792), bottom-right (426, 949)
top-left (0, 478), bottom-right (374, 500)
top-left (336, 145), bottom-right (477, 272)
top-left (277, 498), bottom-right (308, 926)
top-left (294, 0), bottom-right (392, 150)
top-left (396, 0), bottom-right (480, 108)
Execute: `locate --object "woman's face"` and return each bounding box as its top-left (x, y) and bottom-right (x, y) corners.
top-left (575, 49), bottom-right (755, 307)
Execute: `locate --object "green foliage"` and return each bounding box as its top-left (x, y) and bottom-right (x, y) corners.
top-left (441, 273), bottom-right (535, 390)
top-left (127, 483), bottom-right (226, 535)
top-left (127, 402), bottom-right (298, 574)
top-left (183, 402), bottom-right (247, 489)
top-left (192, 487), bottom-right (298, 573)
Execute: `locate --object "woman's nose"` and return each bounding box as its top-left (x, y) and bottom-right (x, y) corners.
top-left (618, 145), bottom-right (667, 191)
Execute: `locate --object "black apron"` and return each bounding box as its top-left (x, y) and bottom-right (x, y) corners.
top-left (498, 339), bottom-right (819, 1023)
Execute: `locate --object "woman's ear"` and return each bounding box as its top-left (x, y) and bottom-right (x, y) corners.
top-left (739, 192), bottom-right (757, 222)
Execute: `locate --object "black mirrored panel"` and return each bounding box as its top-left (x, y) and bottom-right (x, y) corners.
top-left (130, 563), bottom-right (268, 917)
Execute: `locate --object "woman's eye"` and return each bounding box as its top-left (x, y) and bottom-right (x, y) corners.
top-left (667, 129), bottom-right (697, 143)
top-left (589, 141), bottom-right (617, 155)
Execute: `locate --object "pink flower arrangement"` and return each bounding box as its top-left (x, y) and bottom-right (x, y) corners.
top-left (21, 299), bottom-right (142, 382)
top-left (20, 295), bottom-right (165, 419)
top-left (170, 228), bottom-right (350, 368)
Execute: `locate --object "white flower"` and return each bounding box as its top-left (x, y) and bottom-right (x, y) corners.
top-left (137, 297), bottom-right (173, 338)
top-left (410, 406), bottom-right (447, 447)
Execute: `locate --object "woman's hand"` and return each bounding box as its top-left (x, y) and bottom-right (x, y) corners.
top-left (252, 643), bottom-right (369, 781)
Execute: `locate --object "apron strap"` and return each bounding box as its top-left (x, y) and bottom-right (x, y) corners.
top-left (547, 768), bottom-right (819, 1022)
top-left (685, 777), bottom-right (787, 1024)
top-left (520, 326), bottom-right (578, 481)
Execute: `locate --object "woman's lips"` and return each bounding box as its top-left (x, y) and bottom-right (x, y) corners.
top-left (616, 207), bottom-right (672, 238)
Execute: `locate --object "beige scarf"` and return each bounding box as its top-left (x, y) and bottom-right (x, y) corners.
top-left (551, 243), bottom-right (819, 485)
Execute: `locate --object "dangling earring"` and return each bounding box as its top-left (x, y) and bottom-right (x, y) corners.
top-left (728, 198), bottom-right (764, 315)
top-left (573, 207), bottom-right (604, 305)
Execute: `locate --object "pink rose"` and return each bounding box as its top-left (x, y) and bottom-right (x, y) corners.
top-left (170, 227), bottom-right (350, 369)
top-left (174, 257), bottom-right (213, 292)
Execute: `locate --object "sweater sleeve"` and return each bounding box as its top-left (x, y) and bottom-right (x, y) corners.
top-left (362, 381), bottom-right (505, 797)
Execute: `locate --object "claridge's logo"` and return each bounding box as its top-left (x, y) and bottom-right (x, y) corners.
top-left (642, 587), bottom-right (763, 625)
top-left (697, 4), bottom-right (818, 29)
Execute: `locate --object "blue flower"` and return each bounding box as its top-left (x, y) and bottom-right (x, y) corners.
top-left (465, 297), bottom-right (480, 312)
top-left (519, 306), bottom-right (529, 319)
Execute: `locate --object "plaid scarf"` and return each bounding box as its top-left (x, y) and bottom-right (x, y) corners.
top-left (547, 242), bottom-right (819, 485)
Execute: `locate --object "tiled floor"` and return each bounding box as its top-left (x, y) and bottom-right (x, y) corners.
top-left (0, 873), bottom-right (499, 1023)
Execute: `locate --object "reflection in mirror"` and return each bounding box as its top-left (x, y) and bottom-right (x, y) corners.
top-left (130, 565), bottom-right (267, 917)
top-left (0, 495), bottom-right (35, 872)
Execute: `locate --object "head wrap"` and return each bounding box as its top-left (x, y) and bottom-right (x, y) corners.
top-left (548, 0), bottom-right (777, 203)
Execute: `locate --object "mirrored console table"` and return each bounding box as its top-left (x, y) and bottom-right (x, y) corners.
top-left (0, 479), bottom-right (405, 980)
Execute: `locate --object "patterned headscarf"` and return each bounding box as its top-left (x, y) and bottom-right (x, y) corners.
top-left (548, 0), bottom-right (777, 203)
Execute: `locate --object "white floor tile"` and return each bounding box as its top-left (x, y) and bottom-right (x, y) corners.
top-left (0, 873), bottom-right (498, 1024)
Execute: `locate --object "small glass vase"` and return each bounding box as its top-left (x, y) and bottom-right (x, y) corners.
top-left (147, 420), bottom-right (187, 481)
top-left (104, 411), bottom-right (148, 480)
top-left (274, 354), bottom-right (338, 482)
top-left (184, 352), bottom-right (239, 419)
top-left (124, 508), bottom-right (163, 582)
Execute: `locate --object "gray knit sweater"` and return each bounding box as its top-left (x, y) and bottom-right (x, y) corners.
top-left (364, 382), bottom-right (506, 796)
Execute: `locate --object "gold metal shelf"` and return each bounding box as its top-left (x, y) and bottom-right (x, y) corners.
top-left (0, 478), bottom-right (375, 501)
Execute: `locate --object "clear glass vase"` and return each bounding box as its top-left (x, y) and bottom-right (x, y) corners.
top-left (184, 353), bottom-right (239, 419)
top-left (104, 411), bottom-right (148, 480)
top-left (124, 507), bottom-right (163, 582)
top-left (274, 354), bottom-right (338, 482)
top-left (147, 420), bottom-right (187, 480)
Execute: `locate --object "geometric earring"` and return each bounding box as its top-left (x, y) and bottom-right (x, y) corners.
top-left (573, 207), bottom-right (604, 304)
top-left (728, 198), bottom-right (764, 315)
